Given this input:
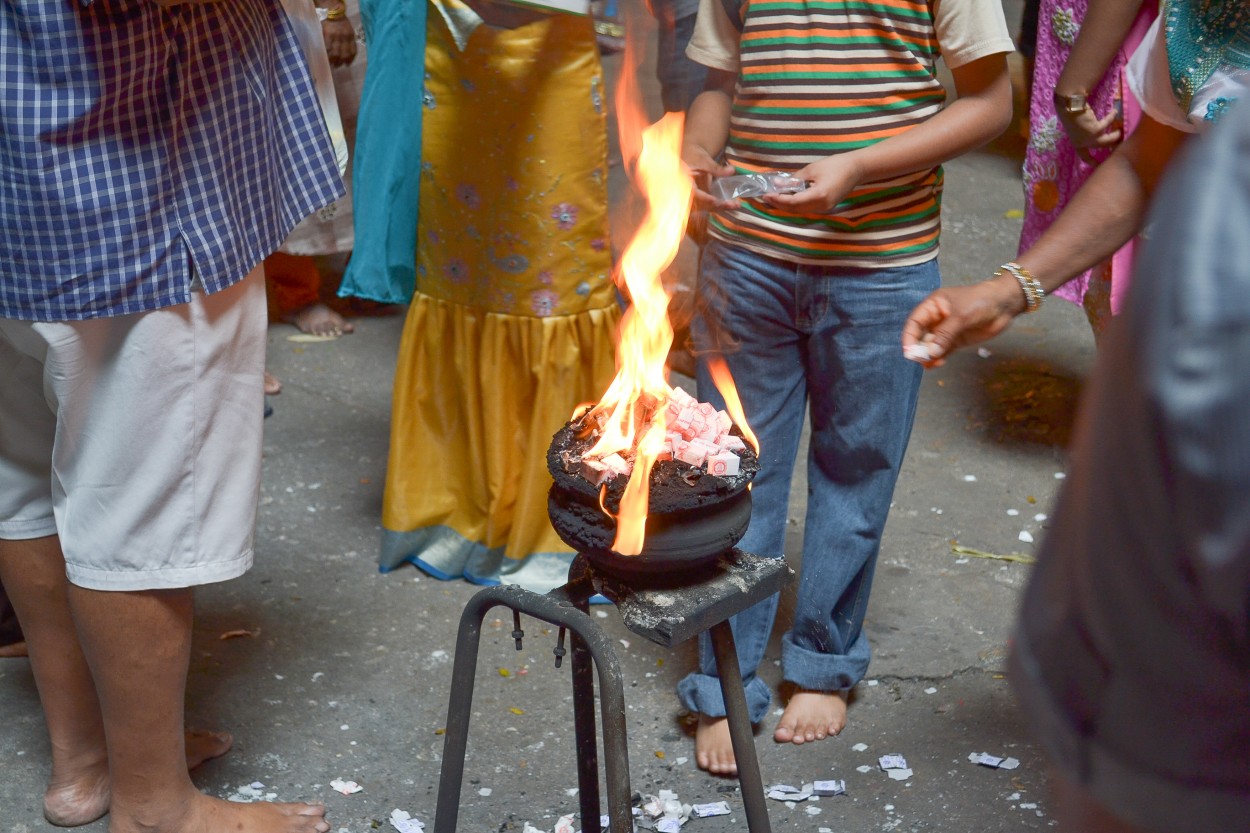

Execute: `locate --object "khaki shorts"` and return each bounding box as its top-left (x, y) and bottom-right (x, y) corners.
top-left (0, 269), bottom-right (267, 591)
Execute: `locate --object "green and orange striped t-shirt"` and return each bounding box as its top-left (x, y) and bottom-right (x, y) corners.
top-left (687, 0), bottom-right (1014, 267)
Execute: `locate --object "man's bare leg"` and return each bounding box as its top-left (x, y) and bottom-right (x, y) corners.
top-left (694, 715), bottom-right (739, 776)
top-left (68, 585), bottom-right (328, 833)
top-left (0, 535), bottom-right (111, 826)
top-left (773, 689), bottom-right (848, 745)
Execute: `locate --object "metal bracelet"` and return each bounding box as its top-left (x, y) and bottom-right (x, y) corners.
top-left (997, 261), bottom-right (1044, 313)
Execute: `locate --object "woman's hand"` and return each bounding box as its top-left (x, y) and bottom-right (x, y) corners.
top-left (1057, 104), bottom-right (1122, 163)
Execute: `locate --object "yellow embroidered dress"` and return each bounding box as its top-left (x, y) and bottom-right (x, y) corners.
top-left (380, 0), bottom-right (621, 592)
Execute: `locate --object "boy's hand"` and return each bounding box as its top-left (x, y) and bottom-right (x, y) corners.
top-left (765, 153), bottom-right (862, 213)
top-left (901, 275), bottom-right (1026, 367)
top-left (681, 143), bottom-right (738, 211)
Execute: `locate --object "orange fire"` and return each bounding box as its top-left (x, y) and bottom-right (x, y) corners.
top-left (576, 26), bottom-right (756, 555)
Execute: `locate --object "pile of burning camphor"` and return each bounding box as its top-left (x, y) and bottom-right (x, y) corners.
top-left (547, 386), bottom-right (759, 521)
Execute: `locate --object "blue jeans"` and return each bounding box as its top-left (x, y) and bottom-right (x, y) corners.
top-left (676, 239), bottom-right (939, 722)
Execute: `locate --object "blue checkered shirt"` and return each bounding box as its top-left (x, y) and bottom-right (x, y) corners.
top-left (0, 0), bottom-right (344, 321)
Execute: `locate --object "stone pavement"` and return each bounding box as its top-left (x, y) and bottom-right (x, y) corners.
top-left (1, 3), bottom-right (1101, 831)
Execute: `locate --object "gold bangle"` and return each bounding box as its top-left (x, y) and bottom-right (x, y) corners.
top-left (997, 261), bottom-right (1044, 313)
top-left (322, 4), bottom-right (346, 20)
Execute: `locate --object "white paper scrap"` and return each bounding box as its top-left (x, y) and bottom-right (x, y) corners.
top-left (813, 780), bottom-right (846, 796)
top-left (856, 765), bottom-right (873, 774)
top-left (924, 687), bottom-right (938, 694)
top-left (478, 787), bottom-right (492, 797)
top-left (692, 802), bottom-right (732, 818)
top-left (330, 778), bottom-right (363, 795)
top-left (656, 818), bottom-right (682, 833)
top-left (852, 742), bottom-right (869, 752)
top-left (806, 806), bottom-right (822, 816)
top-left (904, 343), bottom-right (932, 362)
top-left (879, 754), bottom-right (908, 770)
top-left (1000, 757), bottom-right (1021, 770)
top-left (1019, 531), bottom-right (1035, 543)
top-left (970, 752), bottom-right (1003, 767)
top-left (554, 813), bottom-right (576, 833)
top-left (887, 768), bottom-right (913, 781)
top-left (389, 809), bottom-right (425, 833)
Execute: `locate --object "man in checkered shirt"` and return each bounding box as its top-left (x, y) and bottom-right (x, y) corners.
top-left (0, 1), bottom-right (341, 831)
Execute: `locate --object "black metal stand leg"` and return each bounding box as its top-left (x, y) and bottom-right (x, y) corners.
top-left (432, 584), bottom-right (633, 833)
top-left (433, 590), bottom-right (491, 833)
top-left (570, 626), bottom-right (602, 831)
top-left (709, 620), bottom-right (772, 833)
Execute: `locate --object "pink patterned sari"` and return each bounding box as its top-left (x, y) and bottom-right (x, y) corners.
top-left (1019, 0), bottom-right (1157, 328)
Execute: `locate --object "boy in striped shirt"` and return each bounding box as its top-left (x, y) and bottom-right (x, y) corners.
top-left (676, 0), bottom-right (1015, 775)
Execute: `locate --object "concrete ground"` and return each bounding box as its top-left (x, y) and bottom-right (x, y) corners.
top-left (2, 2), bottom-right (1100, 831)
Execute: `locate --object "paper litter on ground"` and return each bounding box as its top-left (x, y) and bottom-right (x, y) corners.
top-left (766, 783), bottom-right (813, 802)
top-left (969, 751), bottom-right (1020, 770)
top-left (852, 742), bottom-right (869, 752)
top-left (389, 808), bottom-right (425, 833)
top-left (813, 780), bottom-right (846, 796)
top-left (888, 769), bottom-right (914, 781)
top-left (330, 778), bottom-right (362, 795)
top-left (692, 802), bottom-right (732, 818)
top-left (227, 782), bottom-right (277, 803)
top-left (878, 754), bottom-right (908, 771)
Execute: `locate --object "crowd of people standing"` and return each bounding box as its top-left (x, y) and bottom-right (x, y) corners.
top-left (1, 1), bottom-right (1247, 831)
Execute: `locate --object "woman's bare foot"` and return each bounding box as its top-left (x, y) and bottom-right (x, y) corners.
top-left (264, 372), bottom-right (282, 396)
top-left (113, 791), bottom-right (329, 833)
top-left (184, 729), bottom-right (232, 770)
top-left (694, 714), bottom-right (738, 777)
top-left (773, 689), bottom-right (848, 745)
top-left (287, 303), bottom-right (353, 338)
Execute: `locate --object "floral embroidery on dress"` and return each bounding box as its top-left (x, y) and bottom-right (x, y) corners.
top-left (538, 270), bottom-right (554, 286)
top-left (590, 237), bottom-right (606, 251)
top-left (443, 258), bottom-right (470, 284)
top-left (1205, 96), bottom-right (1236, 122)
top-left (1029, 116), bottom-right (1062, 154)
top-left (551, 203), bottom-right (579, 229)
top-left (575, 281), bottom-right (592, 296)
top-left (530, 288), bottom-right (559, 317)
top-left (456, 183), bottom-right (481, 209)
top-left (1050, 7), bottom-right (1079, 46)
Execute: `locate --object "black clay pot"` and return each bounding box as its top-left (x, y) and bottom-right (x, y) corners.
top-left (546, 420), bottom-right (759, 575)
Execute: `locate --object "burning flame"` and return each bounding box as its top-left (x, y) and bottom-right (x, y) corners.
top-left (575, 20), bottom-right (757, 555)
top-left (705, 356), bottom-right (759, 455)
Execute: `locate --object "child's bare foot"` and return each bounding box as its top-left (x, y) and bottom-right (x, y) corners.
top-left (112, 790), bottom-right (329, 833)
top-left (264, 372), bottom-right (283, 396)
top-left (184, 729), bottom-right (233, 769)
top-left (287, 303), bottom-right (353, 338)
top-left (773, 689), bottom-right (848, 745)
top-left (44, 751), bottom-right (110, 827)
top-left (694, 714), bottom-right (738, 777)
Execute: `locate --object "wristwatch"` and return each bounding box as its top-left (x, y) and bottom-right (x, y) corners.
top-left (1053, 91), bottom-right (1088, 115)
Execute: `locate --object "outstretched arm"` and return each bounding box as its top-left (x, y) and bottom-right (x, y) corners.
top-left (901, 113), bottom-right (1189, 365)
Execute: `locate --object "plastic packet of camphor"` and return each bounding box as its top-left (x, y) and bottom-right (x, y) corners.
top-left (710, 172), bottom-right (808, 202)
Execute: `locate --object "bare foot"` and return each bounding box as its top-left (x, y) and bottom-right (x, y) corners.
top-left (694, 714), bottom-right (738, 777)
top-left (44, 751), bottom-right (110, 827)
top-left (0, 640), bottom-right (28, 657)
top-left (773, 689), bottom-right (848, 745)
top-left (112, 791), bottom-right (329, 833)
top-left (287, 303), bottom-right (353, 338)
top-left (41, 730), bottom-right (231, 827)
top-left (185, 729), bottom-right (233, 770)
top-left (264, 372), bottom-right (282, 396)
